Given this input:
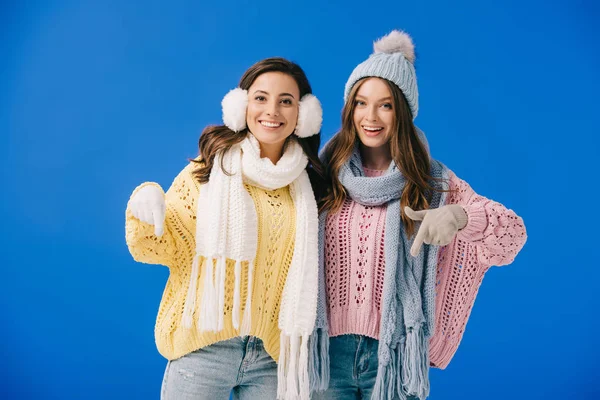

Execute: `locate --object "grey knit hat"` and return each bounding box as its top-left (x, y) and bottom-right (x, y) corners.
top-left (344, 30), bottom-right (418, 118)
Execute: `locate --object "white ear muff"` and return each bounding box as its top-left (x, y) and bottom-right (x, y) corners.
top-left (295, 94), bottom-right (322, 138)
top-left (221, 88), bottom-right (248, 132)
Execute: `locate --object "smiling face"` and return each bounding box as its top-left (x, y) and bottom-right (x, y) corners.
top-left (246, 71), bottom-right (300, 160)
top-left (352, 77), bottom-right (396, 150)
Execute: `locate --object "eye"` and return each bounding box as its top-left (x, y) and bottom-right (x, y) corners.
top-left (381, 103), bottom-right (393, 109)
top-left (355, 100), bottom-right (366, 106)
top-left (255, 95), bottom-right (266, 102)
top-left (280, 98), bottom-right (293, 105)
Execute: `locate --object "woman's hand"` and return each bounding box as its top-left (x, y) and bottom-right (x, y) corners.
top-left (129, 184), bottom-right (166, 237)
top-left (405, 205), bottom-right (468, 257)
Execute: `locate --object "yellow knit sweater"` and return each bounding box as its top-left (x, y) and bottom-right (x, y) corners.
top-left (125, 161), bottom-right (296, 362)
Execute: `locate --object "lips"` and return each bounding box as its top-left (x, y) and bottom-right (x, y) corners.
top-left (260, 120), bottom-right (284, 128)
top-left (362, 125), bottom-right (384, 137)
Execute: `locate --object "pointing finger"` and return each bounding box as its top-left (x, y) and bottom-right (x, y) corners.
top-left (152, 207), bottom-right (165, 237)
top-left (410, 224), bottom-right (427, 257)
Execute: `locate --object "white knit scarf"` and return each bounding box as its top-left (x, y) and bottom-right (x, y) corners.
top-left (181, 134), bottom-right (319, 400)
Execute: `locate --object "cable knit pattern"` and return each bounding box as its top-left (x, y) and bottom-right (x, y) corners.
top-left (323, 169), bottom-right (527, 370)
top-left (125, 161), bottom-right (296, 362)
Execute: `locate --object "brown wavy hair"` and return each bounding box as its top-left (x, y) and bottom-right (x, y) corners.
top-left (191, 57), bottom-right (326, 207)
top-left (321, 77), bottom-right (447, 237)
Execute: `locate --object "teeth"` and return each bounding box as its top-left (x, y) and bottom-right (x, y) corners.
top-left (261, 121), bottom-right (281, 128)
top-left (363, 126), bottom-right (383, 132)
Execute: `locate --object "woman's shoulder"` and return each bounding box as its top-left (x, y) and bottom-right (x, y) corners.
top-left (180, 156), bottom-right (203, 175)
top-left (166, 156), bottom-right (203, 192)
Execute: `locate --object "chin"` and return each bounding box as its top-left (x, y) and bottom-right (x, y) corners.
top-left (359, 136), bottom-right (387, 149)
top-left (253, 131), bottom-right (286, 144)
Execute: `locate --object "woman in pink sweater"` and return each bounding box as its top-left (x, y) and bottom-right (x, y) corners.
top-left (310, 31), bottom-right (527, 400)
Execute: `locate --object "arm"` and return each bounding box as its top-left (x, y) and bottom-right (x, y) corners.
top-left (449, 170), bottom-right (527, 267)
top-left (428, 171), bottom-right (527, 368)
top-left (125, 162), bottom-right (199, 267)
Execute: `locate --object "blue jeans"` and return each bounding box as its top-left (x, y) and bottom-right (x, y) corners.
top-left (312, 334), bottom-right (379, 400)
top-left (161, 336), bottom-right (277, 400)
top-left (313, 334), bottom-right (418, 400)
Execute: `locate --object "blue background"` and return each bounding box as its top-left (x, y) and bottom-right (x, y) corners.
top-left (2, 1), bottom-right (598, 399)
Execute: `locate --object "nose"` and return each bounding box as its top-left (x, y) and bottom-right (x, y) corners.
top-left (366, 105), bottom-right (378, 122)
top-left (266, 100), bottom-right (280, 117)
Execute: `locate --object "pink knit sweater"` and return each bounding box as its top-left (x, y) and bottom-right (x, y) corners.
top-left (324, 169), bottom-right (527, 369)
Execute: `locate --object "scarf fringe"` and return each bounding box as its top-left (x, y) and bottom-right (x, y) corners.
top-left (240, 260), bottom-right (254, 336)
top-left (232, 260), bottom-right (242, 329)
top-left (395, 345), bottom-right (408, 400)
top-left (183, 256), bottom-right (250, 333)
top-left (308, 327), bottom-right (330, 393)
top-left (181, 254), bottom-right (200, 328)
top-left (277, 335), bottom-right (289, 399)
top-left (372, 350), bottom-right (401, 400)
top-left (298, 334), bottom-right (309, 400)
top-left (372, 330), bottom-right (430, 400)
top-left (401, 326), bottom-right (430, 399)
top-left (286, 335), bottom-right (299, 397)
top-left (215, 257), bottom-right (227, 331)
top-left (277, 333), bottom-right (310, 400)
top-left (199, 257), bottom-right (217, 331)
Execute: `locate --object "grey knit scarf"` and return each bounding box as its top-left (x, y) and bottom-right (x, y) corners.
top-left (309, 145), bottom-right (449, 400)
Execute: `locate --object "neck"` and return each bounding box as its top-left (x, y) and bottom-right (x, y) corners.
top-left (258, 141), bottom-right (285, 164)
top-left (359, 143), bottom-right (392, 170)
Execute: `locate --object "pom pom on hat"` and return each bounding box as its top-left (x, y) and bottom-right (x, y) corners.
top-left (373, 30), bottom-right (415, 63)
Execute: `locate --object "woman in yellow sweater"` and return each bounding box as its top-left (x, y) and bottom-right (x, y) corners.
top-left (125, 57), bottom-right (325, 400)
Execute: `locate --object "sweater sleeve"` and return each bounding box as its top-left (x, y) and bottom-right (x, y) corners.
top-left (428, 171), bottom-right (527, 369)
top-left (448, 170), bottom-right (527, 268)
top-left (125, 162), bottom-right (199, 268)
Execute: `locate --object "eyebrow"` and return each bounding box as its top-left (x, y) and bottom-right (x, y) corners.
top-left (356, 94), bottom-right (392, 102)
top-left (253, 90), bottom-right (296, 99)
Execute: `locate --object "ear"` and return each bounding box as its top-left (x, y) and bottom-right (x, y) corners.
top-left (222, 88), bottom-right (248, 132)
top-left (294, 94), bottom-right (322, 138)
